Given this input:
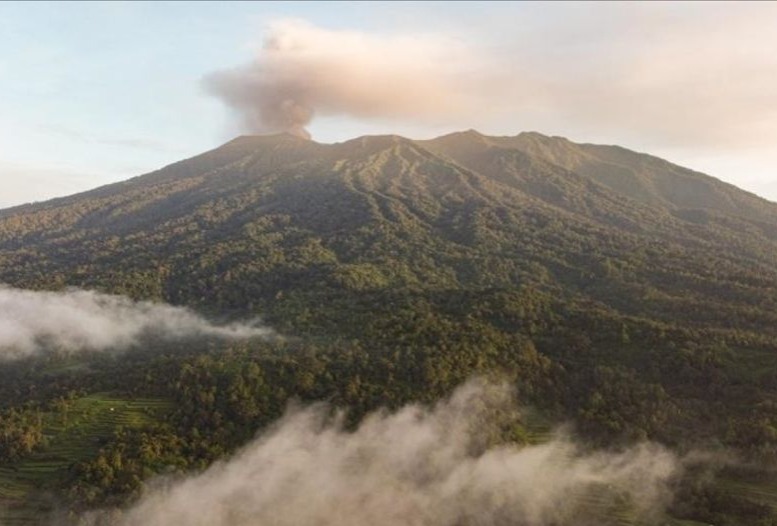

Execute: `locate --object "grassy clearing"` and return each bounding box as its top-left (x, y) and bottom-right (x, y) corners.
top-left (0, 393), bottom-right (172, 524)
top-left (519, 407), bottom-right (556, 445)
top-left (717, 473), bottom-right (777, 515)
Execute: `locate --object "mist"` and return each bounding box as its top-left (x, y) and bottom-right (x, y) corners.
top-left (87, 380), bottom-right (679, 526)
top-left (0, 285), bottom-right (273, 357)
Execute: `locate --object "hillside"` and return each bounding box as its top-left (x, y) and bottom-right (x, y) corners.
top-left (3, 131), bottom-right (777, 524)
top-left (2, 131), bottom-right (777, 336)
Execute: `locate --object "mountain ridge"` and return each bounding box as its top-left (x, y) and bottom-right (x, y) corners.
top-left (2, 129), bottom-right (777, 334)
top-left (4, 129), bottom-right (774, 216)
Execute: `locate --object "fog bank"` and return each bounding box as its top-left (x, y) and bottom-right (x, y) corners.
top-left (0, 285), bottom-right (273, 357)
top-left (91, 380), bottom-right (678, 526)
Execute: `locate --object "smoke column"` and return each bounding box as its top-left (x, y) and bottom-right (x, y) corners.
top-left (203, 19), bottom-right (481, 139)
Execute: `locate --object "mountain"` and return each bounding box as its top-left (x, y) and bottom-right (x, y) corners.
top-left (4, 131), bottom-right (777, 524)
top-left (2, 131), bottom-right (777, 336)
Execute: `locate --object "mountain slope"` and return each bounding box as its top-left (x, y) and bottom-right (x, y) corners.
top-left (425, 130), bottom-right (777, 223)
top-left (2, 131), bottom-right (777, 336)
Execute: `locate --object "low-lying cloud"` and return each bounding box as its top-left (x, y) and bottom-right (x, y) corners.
top-left (91, 380), bottom-right (679, 526)
top-left (0, 285), bottom-right (273, 356)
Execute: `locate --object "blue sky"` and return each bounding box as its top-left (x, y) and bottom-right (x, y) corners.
top-left (2, 2), bottom-right (776, 207)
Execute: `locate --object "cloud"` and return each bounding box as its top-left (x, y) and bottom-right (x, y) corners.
top-left (0, 285), bottom-right (274, 357)
top-left (89, 380), bottom-right (679, 526)
top-left (515, 2), bottom-right (777, 150)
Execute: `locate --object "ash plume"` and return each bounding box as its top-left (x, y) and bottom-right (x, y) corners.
top-left (203, 19), bottom-right (480, 139)
top-left (0, 285), bottom-right (273, 357)
top-left (87, 380), bottom-right (679, 526)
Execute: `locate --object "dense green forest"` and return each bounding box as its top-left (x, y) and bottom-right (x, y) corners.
top-left (3, 131), bottom-right (777, 524)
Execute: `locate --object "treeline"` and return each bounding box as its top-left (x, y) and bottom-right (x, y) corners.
top-left (0, 406), bottom-right (45, 462)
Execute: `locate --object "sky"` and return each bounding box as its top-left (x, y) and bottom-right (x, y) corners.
top-left (1, 1), bottom-right (776, 208)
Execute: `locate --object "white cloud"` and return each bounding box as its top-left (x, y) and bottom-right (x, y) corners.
top-left (0, 285), bottom-right (274, 357)
top-left (91, 380), bottom-right (679, 526)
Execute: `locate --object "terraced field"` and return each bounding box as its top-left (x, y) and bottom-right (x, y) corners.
top-left (722, 477), bottom-right (777, 508)
top-left (501, 416), bottom-right (710, 526)
top-left (0, 394), bottom-right (172, 525)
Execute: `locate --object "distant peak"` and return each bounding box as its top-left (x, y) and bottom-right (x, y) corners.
top-left (340, 134), bottom-right (414, 149)
top-left (435, 129), bottom-right (487, 141)
top-left (421, 130), bottom-right (498, 154)
top-left (515, 131), bottom-right (548, 139)
top-left (456, 129), bottom-right (486, 138)
top-left (360, 134), bottom-right (406, 142)
top-left (515, 131), bottom-right (569, 142)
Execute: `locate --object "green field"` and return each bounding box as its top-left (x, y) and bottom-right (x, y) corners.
top-left (0, 393), bottom-right (172, 524)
